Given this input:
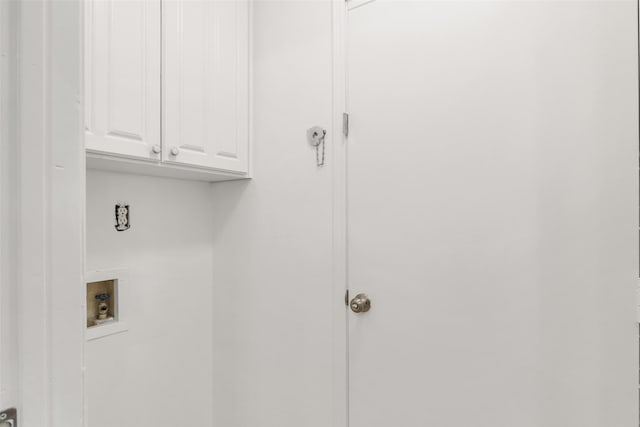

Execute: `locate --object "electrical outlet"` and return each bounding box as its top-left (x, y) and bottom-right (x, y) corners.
top-left (115, 203), bottom-right (130, 231)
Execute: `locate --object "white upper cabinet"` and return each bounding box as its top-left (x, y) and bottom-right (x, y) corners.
top-left (85, 0), bottom-right (161, 161)
top-left (163, 0), bottom-right (249, 173)
top-left (85, 0), bottom-right (250, 180)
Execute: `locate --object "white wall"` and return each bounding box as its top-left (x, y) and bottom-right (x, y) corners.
top-left (84, 3), bottom-right (334, 426)
top-left (86, 170), bottom-right (214, 427)
top-left (210, 1), bottom-right (335, 426)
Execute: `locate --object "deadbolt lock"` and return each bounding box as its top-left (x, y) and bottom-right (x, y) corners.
top-left (350, 293), bottom-right (371, 313)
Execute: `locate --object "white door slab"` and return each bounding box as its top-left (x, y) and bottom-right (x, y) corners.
top-left (346, 2), bottom-right (638, 426)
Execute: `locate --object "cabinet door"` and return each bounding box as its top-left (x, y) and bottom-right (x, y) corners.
top-left (85, 0), bottom-right (161, 161)
top-left (163, 0), bottom-right (249, 173)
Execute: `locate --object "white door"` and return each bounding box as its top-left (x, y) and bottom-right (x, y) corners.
top-left (163, 0), bottom-right (249, 173)
top-left (85, 0), bottom-right (161, 161)
top-left (346, 2), bottom-right (638, 427)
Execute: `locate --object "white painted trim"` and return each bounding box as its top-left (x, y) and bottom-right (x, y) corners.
top-left (18, 2), bottom-right (52, 423)
top-left (87, 152), bottom-right (249, 182)
top-left (80, 1), bottom-right (88, 423)
top-left (0, 0), bottom-right (17, 411)
top-left (17, 0), bottom-right (85, 425)
top-left (346, 0), bottom-right (376, 12)
top-left (0, 0), bottom-right (4, 407)
top-left (331, 1), bottom-right (348, 427)
top-left (636, 278), bottom-right (640, 323)
top-left (85, 322), bottom-right (128, 341)
top-left (248, 0), bottom-right (254, 179)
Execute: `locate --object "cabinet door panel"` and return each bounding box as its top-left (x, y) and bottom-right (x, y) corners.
top-left (163, 0), bottom-right (249, 173)
top-left (85, 0), bottom-right (161, 160)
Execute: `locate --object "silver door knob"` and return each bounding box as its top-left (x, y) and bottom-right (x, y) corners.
top-left (151, 144), bottom-right (161, 154)
top-left (350, 293), bottom-right (371, 313)
top-left (170, 147), bottom-right (180, 156)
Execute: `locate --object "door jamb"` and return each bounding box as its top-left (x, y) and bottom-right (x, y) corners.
top-left (331, 1), bottom-right (348, 426)
top-left (0, 0), bottom-right (17, 412)
top-left (17, 0), bottom-right (85, 426)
